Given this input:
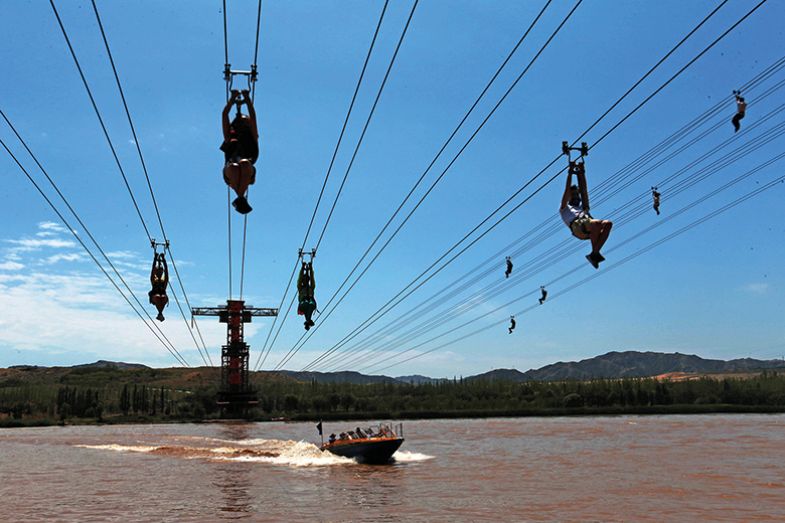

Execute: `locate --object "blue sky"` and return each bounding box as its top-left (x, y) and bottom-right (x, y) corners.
top-left (1, 0), bottom-right (784, 377)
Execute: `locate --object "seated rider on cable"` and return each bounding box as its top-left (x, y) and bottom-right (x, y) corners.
top-left (297, 261), bottom-right (317, 330)
top-left (559, 157), bottom-right (613, 269)
top-left (221, 89), bottom-right (259, 215)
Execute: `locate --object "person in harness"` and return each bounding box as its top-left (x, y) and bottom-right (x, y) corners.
top-left (731, 90), bottom-right (746, 133)
top-left (221, 89), bottom-right (259, 214)
top-left (505, 256), bottom-right (513, 279)
top-left (559, 159), bottom-right (613, 269)
top-left (539, 286), bottom-right (548, 305)
top-left (508, 315), bottom-right (516, 334)
top-left (651, 186), bottom-right (661, 215)
top-left (148, 252), bottom-right (169, 322)
top-left (297, 261), bottom-right (317, 330)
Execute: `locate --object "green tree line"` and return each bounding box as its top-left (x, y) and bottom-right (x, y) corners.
top-left (2, 371), bottom-right (785, 426)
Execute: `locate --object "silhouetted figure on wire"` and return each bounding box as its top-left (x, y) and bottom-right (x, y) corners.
top-left (221, 89), bottom-right (259, 214)
top-left (148, 253), bottom-right (169, 321)
top-left (539, 286), bottom-right (548, 305)
top-left (505, 256), bottom-right (513, 279)
top-left (732, 90), bottom-right (746, 133)
top-left (508, 316), bottom-right (516, 334)
top-left (560, 160), bottom-right (613, 269)
top-left (297, 261), bottom-right (317, 330)
top-left (651, 186), bottom-right (661, 215)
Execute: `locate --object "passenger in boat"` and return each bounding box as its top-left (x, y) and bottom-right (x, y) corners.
top-left (560, 160), bottom-right (613, 269)
top-left (329, 433), bottom-right (336, 444)
top-left (356, 427), bottom-right (366, 438)
top-left (339, 432), bottom-right (347, 440)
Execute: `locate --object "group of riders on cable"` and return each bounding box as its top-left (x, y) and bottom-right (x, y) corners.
top-left (148, 85), bottom-right (749, 336)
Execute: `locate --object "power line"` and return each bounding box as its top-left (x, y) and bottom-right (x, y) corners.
top-left (297, 0), bottom-right (757, 371)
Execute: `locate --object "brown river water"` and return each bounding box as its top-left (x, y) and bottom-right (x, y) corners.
top-left (1, 414), bottom-right (784, 522)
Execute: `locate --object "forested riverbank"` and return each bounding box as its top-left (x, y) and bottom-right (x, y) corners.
top-left (2, 364), bottom-right (785, 427)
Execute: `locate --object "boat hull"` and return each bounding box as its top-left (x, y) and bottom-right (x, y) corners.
top-left (322, 437), bottom-right (404, 464)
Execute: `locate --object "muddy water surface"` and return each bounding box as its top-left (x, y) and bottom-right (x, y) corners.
top-left (2, 414), bottom-right (784, 521)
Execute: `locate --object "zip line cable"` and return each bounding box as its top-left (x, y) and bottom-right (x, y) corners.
top-left (368, 172), bottom-right (785, 374)
top-left (339, 69), bottom-right (785, 367)
top-left (314, 0), bottom-right (419, 251)
top-left (294, 0), bottom-right (735, 371)
top-left (222, 0), bottom-right (263, 301)
top-left (254, 0), bottom-right (391, 371)
top-left (297, 0), bottom-right (768, 372)
top-left (90, 0), bottom-right (213, 366)
top-left (285, 0), bottom-right (576, 369)
top-left (346, 134), bottom-right (785, 372)
top-left (49, 0), bottom-right (151, 241)
top-left (253, 0), bottom-right (395, 370)
top-left (239, 0), bottom-right (264, 300)
top-left (278, 0), bottom-right (578, 371)
top-left (51, 0), bottom-right (210, 366)
top-left (327, 111), bottom-right (785, 371)
top-left (0, 132), bottom-right (190, 367)
top-left (269, 0), bottom-right (419, 370)
top-left (267, 0), bottom-right (421, 371)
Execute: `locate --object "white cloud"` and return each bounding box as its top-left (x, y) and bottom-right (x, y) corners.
top-left (741, 283), bottom-right (770, 294)
top-left (38, 222), bottom-right (67, 232)
top-left (42, 253), bottom-right (85, 265)
top-left (5, 238), bottom-right (76, 251)
top-left (0, 261), bottom-right (24, 271)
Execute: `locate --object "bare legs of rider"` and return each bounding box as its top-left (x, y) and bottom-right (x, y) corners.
top-left (150, 294), bottom-right (168, 322)
top-left (223, 161), bottom-right (256, 214)
top-left (587, 219), bottom-right (613, 267)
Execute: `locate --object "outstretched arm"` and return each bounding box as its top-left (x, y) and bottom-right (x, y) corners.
top-left (222, 90), bottom-right (240, 140)
top-left (576, 164), bottom-right (590, 212)
top-left (161, 254), bottom-right (169, 285)
top-left (560, 167), bottom-right (574, 210)
top-left (241, 90), bottom-right (259, 140)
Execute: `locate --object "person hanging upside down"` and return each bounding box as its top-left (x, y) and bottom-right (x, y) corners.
top-left (508, 316), bottom-right (516, 334)
top-left (148, 252), bottom-right (169, 321)
top-left (731, 90), bottom-right (746, 133)
top-left (560, 160), bottom-right (613, 269)
top-left (221, 89), bottom-right (259, 214)
top-left (505, 256), bottom-right (513, 279)
top-left (539, 286), bottom-right (548, 305)
top-left (297, 261), bottom-right (317, 330)
top-left (651, 186), bottom-right (661, 215)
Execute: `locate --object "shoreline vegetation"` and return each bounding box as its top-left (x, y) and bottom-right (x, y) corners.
top-left (2, 365), bottom-right (785, 428)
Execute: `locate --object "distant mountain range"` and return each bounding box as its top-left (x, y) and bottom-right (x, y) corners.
top-left (466, 351), bottom-right (785, 382)
top-left (7, 351), bottom-right (785, 384)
